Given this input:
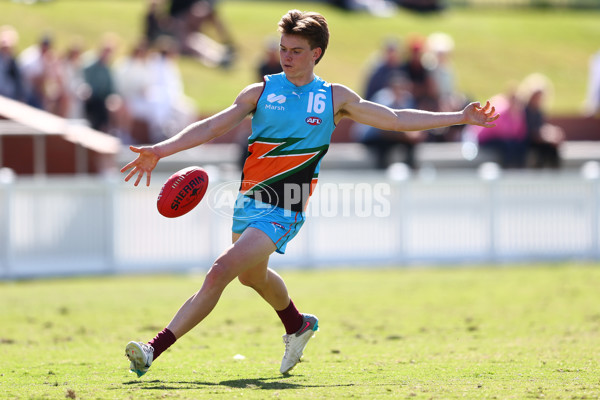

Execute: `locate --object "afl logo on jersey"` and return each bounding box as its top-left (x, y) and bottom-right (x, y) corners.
top-left (305, 116), bottom-right (322, 126)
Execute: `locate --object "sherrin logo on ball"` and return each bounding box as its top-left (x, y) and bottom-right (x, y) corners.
top-left (157, 166), bottom-right (209, 218)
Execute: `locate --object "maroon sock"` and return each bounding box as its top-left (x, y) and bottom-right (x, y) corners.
top-left (276, 299), bottom-right (304, 334)
top-left (148, 328), bottom-right (177, 361)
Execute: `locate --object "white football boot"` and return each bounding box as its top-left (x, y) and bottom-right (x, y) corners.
top-left (280, 314), bottom-right (319, 374)
top-left (125, 341), bottom-right (154, 377)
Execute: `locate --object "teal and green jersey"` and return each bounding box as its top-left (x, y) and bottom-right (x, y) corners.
top-left (240, 73), bottom-right (336, 211)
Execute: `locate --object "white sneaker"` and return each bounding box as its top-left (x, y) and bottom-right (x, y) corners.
top-left (125, 341), bottom-right (154, 377)
top-left (280, 314), bottom-right (319, 374)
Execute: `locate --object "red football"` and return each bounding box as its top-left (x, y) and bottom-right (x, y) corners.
top-left (157, 166), bottom-right (209, 218)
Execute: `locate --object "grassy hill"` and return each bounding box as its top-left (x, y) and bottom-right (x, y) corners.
top-left (2, 1), bottom-right (599, 115)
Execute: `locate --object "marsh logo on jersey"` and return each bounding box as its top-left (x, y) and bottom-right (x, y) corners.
top-left (265, 93), bottom-right (286, 111)
top-left (305, 116), bottom-right (322, 126)
top-left (267, 93), bottom-right (286, 104)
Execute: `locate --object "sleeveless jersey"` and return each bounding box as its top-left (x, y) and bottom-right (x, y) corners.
top-left (240, 73), bottom-right (336, 212)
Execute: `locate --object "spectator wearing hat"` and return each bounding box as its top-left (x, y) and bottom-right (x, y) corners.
top-left (519, 73), bottom-right (564, 169)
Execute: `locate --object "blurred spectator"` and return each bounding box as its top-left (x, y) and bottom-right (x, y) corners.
top-left (144, 0), bottom-right (170, 47)
top-left (146, 35), bottom-right (196, 141)
top-left (423, 32), bottom-right (468, 141)
top-left (44, 51), bottom-right (69, 117)
top-left (167, 0), bottom-right (235, 68)
top-left (60, 41), bottom-right (86, 119)
top-left (257, 37), bottom-right (283, 80)
top-left (400, 35), bottom-right (438, 111)
top-left (518, 73), bottom-right (564, 169)
top-left (17, 33), bottom-right (56, 109)
top-left (0, 25), bottom-right (25, 102)
top-left (363, 38), bottom-right (404, 101)
top-left (473, 84), bottom-right (528, 169)
top-left (169, 0), bottom-right (199, 28)
top-left (82, 34), bottom-right (120, 132)
top-left (585, 49), bottom-right (600, 117)
top-left (395, 0), bottom-right (445, 12)
top-left (330, 0), bottom-right (398, 17)
top-left (113, 40), bottom-right (155, 143)
top-left (19, 33), bottom-right (68, 116)
top-left (425, 32), bottom-right (466, 113)
top-left (358, 73), bottom-right (424, 169)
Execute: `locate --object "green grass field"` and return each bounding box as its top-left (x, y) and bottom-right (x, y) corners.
top-left (1, 264), bottom-right (600, 399)
top-left (2, 1), bottom-right (599, 114)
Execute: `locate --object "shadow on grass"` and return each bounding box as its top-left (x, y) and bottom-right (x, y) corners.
top-left (123, 376), bottom-right (356, 390)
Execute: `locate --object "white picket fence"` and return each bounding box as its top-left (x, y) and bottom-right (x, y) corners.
top-left (1, 167), bottom-right (599, 279)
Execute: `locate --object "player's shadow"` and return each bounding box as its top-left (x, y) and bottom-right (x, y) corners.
top-left (218, 375), bottom-right (325, 390)
top-left (124, 376), bottom-right (354, 390)
top-left (123, 379), bottom-right (218, 391)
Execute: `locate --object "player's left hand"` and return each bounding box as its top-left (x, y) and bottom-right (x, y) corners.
top-left (120, 145), bottom-right (161, 187)
top-left (463, 101), bottom-right (500, 128)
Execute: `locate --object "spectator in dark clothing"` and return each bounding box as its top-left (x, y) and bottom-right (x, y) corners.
top-left (83, 35), bottom-right (119, 131)
top-left (364, 38), bottom-right (404, 101)
top-left (0, 25), bottom-right (25, 101)
top-left (169, 0), bottom-right (197, 17)
top-left (396, 0), bottom-right (445, 12)
top-left (359, 73), bottom-right (424, 169)
top-left (167, 0), bottom-right (235, 68)
top-left (257, 38), bottom-right (283, 80)
top-left (401, 35), bottom-right (438, 111)
top-left (144, 0), bottom-right (170, 47)
top-left (520, 74), bottom-right (564, 169)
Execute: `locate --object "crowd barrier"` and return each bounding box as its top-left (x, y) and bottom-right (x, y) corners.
top-left (1, 168), bottom-right (599, 280)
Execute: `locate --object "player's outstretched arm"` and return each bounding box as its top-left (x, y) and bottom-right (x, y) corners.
top-left (333, 84), bottom-right (499, 132)
top-left (120, 83), bottom-right (262, 186)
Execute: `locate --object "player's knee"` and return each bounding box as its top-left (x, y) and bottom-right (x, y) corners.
top-left (205, 261), bottom-right (235, 289)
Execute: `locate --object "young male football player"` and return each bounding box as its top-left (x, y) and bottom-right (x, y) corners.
top-left (121, 9), bottom-right (499, 377)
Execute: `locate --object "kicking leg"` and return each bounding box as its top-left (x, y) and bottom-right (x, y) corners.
top-left (166, 227), bottom-right (276, 338)
top-left (126, 227), bottom-right (276, 377)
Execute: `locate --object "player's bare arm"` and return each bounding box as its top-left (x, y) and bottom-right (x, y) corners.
top-left (121, 83), bottom-right (264, 186)
top-left (332, 84), bottom-right (499, 131)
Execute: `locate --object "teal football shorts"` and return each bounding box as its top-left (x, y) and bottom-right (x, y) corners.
top-left (232, 193), bottom-right (305, 254)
